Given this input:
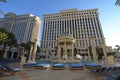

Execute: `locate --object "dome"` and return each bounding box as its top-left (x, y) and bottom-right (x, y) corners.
top-left (4, 12), bottom-right (16, 18)
top-left (58, 33), bottom-right (74, 39)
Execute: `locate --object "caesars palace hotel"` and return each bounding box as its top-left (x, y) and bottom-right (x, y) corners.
top-left (0, 12), bottom-right (40, 60)
top-left (40, 8), bottom-right (105, 59)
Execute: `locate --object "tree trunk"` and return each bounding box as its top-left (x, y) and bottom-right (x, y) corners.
top-left (1, 43), bottom-right (7, 58)
top-left (2, 43), bottom-right (7, 51)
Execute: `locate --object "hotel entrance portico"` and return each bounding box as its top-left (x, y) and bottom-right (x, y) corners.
top-left (57, 33), bottom-right (76, 60)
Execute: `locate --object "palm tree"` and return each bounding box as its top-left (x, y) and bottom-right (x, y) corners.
top-left (0, 28), bottom-right (9, 51)
top-left (0, 0), bottom-right (7, 17)
top-left (0, 28), bottom-right (17, 58)
top-left (23, 41), bottom-right (34, 52)
top-left (0, 32), bottom-right (8, 59)
top-left (115, 0), bottom-right (120, 6)
top-left (0, 0), bottom-right (7, 3)
top-left (0, 32), bottom-right (8, 44)
top-left (115, 45), bottom-right (120, 52)
top-left (1, 32), bottom-right (17, 51)
top-left (0, 28), bottom-right (8, 33)
top-left (7, 32), bottom-right (17, 51)
top-left (0, 28), bottom-right (8, 58)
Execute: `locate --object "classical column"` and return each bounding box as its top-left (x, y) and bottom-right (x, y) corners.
top-left (10, 52), bottom-right (14, 60)
top-left (31, 40), bottom-right (37, 63)
top-left (46, 50), bottom-right (48, 60)
top-left (20, 47), bottom-right (26, 66)
top-left (64, 42), bottom-right (67, 59)
top-left (101, 39), bottom-right (107, 62)
top-left (57, 43), bottom-right (61, 60)
top-left (27, 45), bottom-right (33, 63)
top-left (72, 43), bottom-right (74, 60)
top-left (87, 48), bottom-right (91, 60)
top-left (90, 36), bottom-right (98, 63)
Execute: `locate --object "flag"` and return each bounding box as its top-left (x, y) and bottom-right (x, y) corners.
top-left (0, 0), bottom-right (7, 3)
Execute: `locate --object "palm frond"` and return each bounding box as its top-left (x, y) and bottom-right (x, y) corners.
top-left (0, 0), bottom-right (7, 3)
top-left (0, 10), bottom-right (4, 16)
top-left (115, 0), bottom-right (120, 6)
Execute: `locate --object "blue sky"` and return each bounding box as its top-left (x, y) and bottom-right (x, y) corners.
top-left (0, 0), bottom-right (120, 47)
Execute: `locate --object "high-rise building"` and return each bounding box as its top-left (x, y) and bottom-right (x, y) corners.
top-left (0, 12), bottom-right (41, 44)
top-left (40, 8), bottom-right (106, 59)
top-left (0, 12), bottom-right (41, 60)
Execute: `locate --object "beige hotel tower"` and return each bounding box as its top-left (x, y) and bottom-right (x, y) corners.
top-left (0, 12), bottom-right (41, 61)
top-left (0, 12), bottom-right (40, 44)
top-left (40, 8), bottom-right (106, 60)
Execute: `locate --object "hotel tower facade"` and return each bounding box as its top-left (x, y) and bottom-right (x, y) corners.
top-left (40, 8), bottom-right (106, 60)
top-left (0, 12), bottom-right (41, 60)
top-left (0, 12), bottom-right (41, 44)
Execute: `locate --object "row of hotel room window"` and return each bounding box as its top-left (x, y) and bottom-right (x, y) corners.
top-left (40, 48), bottom-right (88, 53)
top-left (44, 12), bottom-right (97, 19)
top-left (41, 40), bottom-right (102, 48)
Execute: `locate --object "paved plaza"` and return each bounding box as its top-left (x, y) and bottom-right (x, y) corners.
top-left (0, 67), bottom-right (109, 80)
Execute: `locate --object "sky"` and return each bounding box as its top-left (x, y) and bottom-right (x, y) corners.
top-left (0, 0), bottom-right (120, 48)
